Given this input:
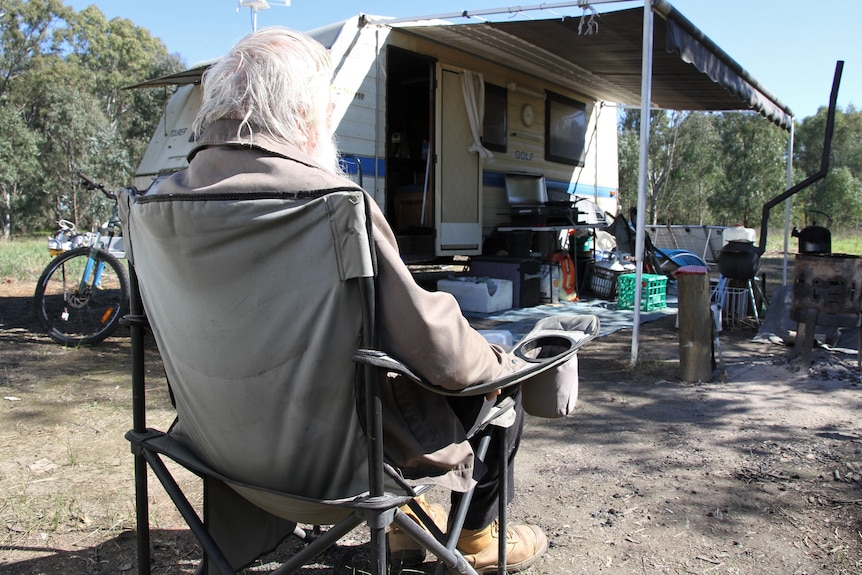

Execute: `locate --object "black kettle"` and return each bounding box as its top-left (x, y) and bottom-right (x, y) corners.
top-left (791, 211), bottom-right (831, 254)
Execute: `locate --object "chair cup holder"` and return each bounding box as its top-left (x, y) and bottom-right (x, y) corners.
top-left (512, 333), bottom-right (580, 363)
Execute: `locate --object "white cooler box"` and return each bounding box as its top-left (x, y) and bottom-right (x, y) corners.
top-left (437, 277), bottom-right (513, 313)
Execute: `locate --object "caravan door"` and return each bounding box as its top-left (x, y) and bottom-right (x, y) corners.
top-left (436, 66), bottom-right (482, 256)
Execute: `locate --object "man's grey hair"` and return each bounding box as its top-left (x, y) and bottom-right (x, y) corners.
top-left (194, 26), bottom-right (338, 171)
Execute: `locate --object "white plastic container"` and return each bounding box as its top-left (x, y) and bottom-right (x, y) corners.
top-left (477, 330), bottom-right (514, 347)
top-left (437, 277), bottom-right (513, 313)
top-left (722, 226), bottom-right (756, 246)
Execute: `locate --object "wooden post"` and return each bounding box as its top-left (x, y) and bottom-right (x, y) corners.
top-left (676, 267), bottom-right (712, 382)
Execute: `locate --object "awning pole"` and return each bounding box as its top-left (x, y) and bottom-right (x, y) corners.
top-left (632, 0), bottom-right (654, 368)
top-left (373, 27), bottom-right (382, 202)
top-left (782, 122), bottom-right (795, 285)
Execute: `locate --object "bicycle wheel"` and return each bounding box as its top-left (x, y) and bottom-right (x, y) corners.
top-left (34, 247), bottom-right (130, 346)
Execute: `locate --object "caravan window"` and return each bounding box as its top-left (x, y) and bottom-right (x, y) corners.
top-left (482, 83), bottom-right (507, 152)
top-left (545, 92), bottom-right (586, 166)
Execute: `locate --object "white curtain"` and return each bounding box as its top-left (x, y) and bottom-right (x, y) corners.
top-left (460, 70), bottom-right (494, 162)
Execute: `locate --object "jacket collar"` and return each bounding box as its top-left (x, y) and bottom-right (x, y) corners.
top-left (190, 119), bottom-right (324, 170)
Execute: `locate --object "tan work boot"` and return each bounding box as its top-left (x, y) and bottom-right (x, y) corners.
top-left (387, 494), bottom-right (448, 566)
top-left (457, 519), bottom-right (548, 573)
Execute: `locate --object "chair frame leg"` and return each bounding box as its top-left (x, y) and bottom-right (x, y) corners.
top-left (128, 269), bottom-right (157, 575)
top-left (140, 449), bottom-right (236, 575)
top-left (368, 506), bottom-right (391, 575)
top-left (432, 423), bottom-right (510, 575)
top-left (395, 510), bottom-right (477, 575)
top-left (268, 514), bottom-right (364, 575)
top-left (434, 432), bottom-right (493, 575)
top-left (133, 452), bottom-right (151, 575)
top-left (496, 425), bottom-right (508, 575)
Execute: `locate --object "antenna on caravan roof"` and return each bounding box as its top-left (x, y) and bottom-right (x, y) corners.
top-left (237, 0), bottom-right (290, 31)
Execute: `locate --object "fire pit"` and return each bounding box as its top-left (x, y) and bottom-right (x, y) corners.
top-left (792, 253), bottom-right (862, 316)
top-left (791, 253), bottom-right (862, 367)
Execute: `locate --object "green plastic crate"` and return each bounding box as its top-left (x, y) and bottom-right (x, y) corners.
top-left (617, 273), bottom-right (667, 311)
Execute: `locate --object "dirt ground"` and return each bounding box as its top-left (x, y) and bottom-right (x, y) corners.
top-left (2, 258), bottom-right (862, 575)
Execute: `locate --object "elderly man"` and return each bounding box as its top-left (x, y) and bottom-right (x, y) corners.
top-left (140, 26), bottom-right (550, 573)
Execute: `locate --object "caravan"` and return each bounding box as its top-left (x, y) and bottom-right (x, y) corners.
top-left (133, 5), bottom-right (794, 264)
top-left (133, 12), bottom-right (620, 261)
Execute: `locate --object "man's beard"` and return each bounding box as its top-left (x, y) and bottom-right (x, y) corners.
top-left (312, 129), bottom-right (344, 176)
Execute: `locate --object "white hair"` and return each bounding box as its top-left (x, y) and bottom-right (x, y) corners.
top-left (193, 26), bottom-right (340, 173)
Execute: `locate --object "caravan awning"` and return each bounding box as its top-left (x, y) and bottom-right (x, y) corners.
top-left (130, 3), bottom-right (793, 129)
top-left (124, 64), bottom-right (211, 89)
top-left (391, 3), bottom-right (793, 129)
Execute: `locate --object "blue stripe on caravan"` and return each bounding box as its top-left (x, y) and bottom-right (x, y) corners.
top-left (341, 161), bottom-right (616, 200)
top-left (482, 170), bottom-right (616, 199)
top-left (548, 179), bottom-right (617, 200)
top-left (339, 154), bottom-right (385, 177)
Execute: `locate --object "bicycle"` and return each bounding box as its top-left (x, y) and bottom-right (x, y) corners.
top-left (33, 173), bottom-right (130, 346)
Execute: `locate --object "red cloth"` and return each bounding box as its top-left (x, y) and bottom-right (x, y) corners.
top-left (673, 265), bottom-right (710, 277)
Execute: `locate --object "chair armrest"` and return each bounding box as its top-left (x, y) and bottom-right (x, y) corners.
top-left (354, 325), bottom-right (593, 398)
top-left (353, 349), bottom-right (425, 384)
top-left (120, 313), bottom-right (149, 329)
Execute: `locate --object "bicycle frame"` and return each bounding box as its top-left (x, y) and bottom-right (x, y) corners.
top-left (77, 248), bottom-right (107, 294)
top-left (35, 173), bottom-right (131, 346)
top-left (51, 215), bottom-right (120, 301)
top-left (47, 174), bottom-right (126, 260)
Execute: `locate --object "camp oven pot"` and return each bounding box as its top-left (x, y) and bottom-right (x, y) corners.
top-left (718, 240), bottom-right (761, 279)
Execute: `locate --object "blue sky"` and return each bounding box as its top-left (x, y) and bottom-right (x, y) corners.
top-left (65, 0), bottom-right (858, 120)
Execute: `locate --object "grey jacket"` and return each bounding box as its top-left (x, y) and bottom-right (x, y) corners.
top-left (126, 119), bottom-right (526, 497)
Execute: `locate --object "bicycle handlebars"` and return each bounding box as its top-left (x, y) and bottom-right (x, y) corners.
top-left (78, 172), bottom-right (117, 201)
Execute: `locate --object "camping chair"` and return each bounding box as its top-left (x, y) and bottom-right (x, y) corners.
top-left (119, 188), bottom-right (586, 575)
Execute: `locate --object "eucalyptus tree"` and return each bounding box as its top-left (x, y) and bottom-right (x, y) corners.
top-left (0, 2), bottom-right (183, 235)
top-left (62, 5), bottom-right (185, 170)
top-left (617, 107), bottom-right (640, 215)
top-left (0, 105), bottom-right (39, 238)
top-left (617, 107), bottom-right (685, 224)
top-left (15, 54), bottom-right (125, 230)
top-left (0, 0), bottom-right (70, 100)
top-left (709, 113), bottom-right (788, 228)
top-left (793, 105), bottom-right (862, 230)
top-left (0, 0), bottom-right (69, 236)
top-left (663, 112), bottom-right (721, 224)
